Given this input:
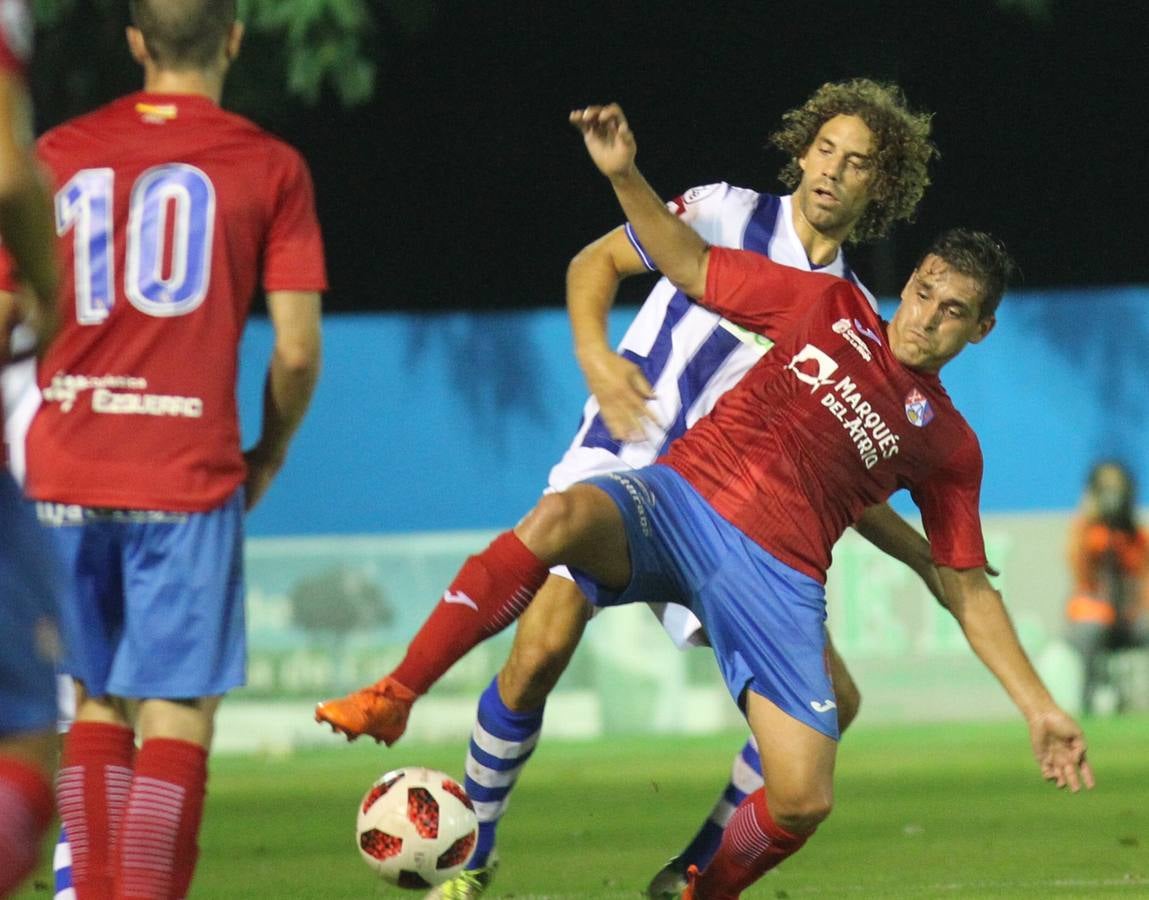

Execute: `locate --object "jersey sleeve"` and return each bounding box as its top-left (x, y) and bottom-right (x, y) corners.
top-left (262, 146), bottom-right (328, 293)
top-left (702, 245), bottom-right (848, 340)
top-left (625, 182), bottom-right (734, 271)
top-left (911, 433), bottom-right (988, 570)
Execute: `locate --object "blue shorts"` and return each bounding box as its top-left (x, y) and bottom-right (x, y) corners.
top-left (0, 472), bottom-right (61, 735)
top-left (573, 465), bottom-right (838, 739)
top-left (39, 491), bottom-right (246, 700)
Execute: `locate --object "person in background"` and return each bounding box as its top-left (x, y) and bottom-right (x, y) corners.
top-left (1065, 460), bottom-right (1149, 714)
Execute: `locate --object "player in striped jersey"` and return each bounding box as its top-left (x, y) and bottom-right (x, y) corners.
top-left (316, 79), bottom-right (937, 898)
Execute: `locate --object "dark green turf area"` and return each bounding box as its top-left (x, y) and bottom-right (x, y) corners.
top-left (17, 716), bottom-right (1149, 898)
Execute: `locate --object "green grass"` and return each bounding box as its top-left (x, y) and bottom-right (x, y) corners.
top-left (17, 716), bottom-right (1149, 898)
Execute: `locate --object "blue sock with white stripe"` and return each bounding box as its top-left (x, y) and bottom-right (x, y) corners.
top-left (676, 736), bottom-right (764, 872)
top-left (462, 676), bottom-right (544, 869)
top-left (53, 825), bottom-right (73, 899)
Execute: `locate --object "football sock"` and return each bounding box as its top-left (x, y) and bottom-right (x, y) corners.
top-left (115, 738), bottom-right (207, 900)
top-left (54, 827), bottom-right (72, 900)
top-left (0, 755), bottom-right (55, 896)
top-left (57, 721), bottom-right (136, 900)
top-left (693, 788), bottom-right (811, 898)
top-left (461, 677), bottom-right (544, 869)
top-left (677, 736), bottom-right (763, 872)
top-left (391, 531), bottom-right (549, 696)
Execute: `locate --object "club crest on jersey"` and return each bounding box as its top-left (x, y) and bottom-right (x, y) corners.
top-left (904, 388), bottom-right (934, 427)
top-left (787, 344), bottom-right (839, 392)
top-left (831, 318), bottom-right (872, 362)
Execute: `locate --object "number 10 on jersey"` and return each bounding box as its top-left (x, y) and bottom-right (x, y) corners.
top-left (55, 163), bottom-right (216, 324)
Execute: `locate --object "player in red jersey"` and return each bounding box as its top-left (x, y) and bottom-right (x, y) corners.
top-left (0, 0), bottom-right (65, 892)
top-left (0, 2), bottom-right (325, 897)
top-left (555, 104), bottom-right (1090, 895)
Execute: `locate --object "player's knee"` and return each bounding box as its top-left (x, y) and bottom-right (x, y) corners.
top-left (768, 788), bottom-right (833, 834)
top-left (518, 492), bottom-right (583, 558)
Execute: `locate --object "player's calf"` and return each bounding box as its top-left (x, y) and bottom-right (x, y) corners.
top-left (496, 576), bottom-right (591, 711)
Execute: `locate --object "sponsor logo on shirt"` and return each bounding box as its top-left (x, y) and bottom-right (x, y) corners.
top-left (831, 318), bottom-right (872, 362)
top-left (43, 372), bottom-right (203, 418)
top-left (786, 344), bottom-right (839, 392)
top-left (904, 388), bottom-right (934, 427)
top-left (820, 375), bottom-right (902, 470)
top-left (853, 318), bottom-right (883, 346)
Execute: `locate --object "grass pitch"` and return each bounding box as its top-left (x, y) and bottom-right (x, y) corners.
top-left (17, 715), bottom-right (1149, 898)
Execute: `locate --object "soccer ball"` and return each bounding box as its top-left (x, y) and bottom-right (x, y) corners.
top-left (356, 766), bottom-right (479, 889)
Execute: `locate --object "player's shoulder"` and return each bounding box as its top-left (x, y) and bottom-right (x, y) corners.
top-left (199, 104), bottom-right (310, 166)
top-left (930, 383), bottom-right (982, 456)
top-left (676, 181), bottom-right (762, 213)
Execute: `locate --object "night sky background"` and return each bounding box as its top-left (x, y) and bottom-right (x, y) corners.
top-left (29, 0), bottom-right (1149, 312)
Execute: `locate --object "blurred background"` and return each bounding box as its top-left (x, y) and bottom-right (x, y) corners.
top-left (19, 0), bottom-right (1149, 749)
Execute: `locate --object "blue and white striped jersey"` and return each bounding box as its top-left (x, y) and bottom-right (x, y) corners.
top-left (549, 184), bottom-right (874, 491)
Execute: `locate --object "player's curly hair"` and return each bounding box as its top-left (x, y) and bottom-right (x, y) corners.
top-left (772, 79), bottom-right (936, 244)
top-left (129, 0), bottom-right (237, 70)
top-left (920, 228), bottom-right (1016, 319)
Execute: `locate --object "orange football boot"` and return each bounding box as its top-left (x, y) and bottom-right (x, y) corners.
top-left (682, 865), bottom-right (700, 900)
top-left (314, 676), bottom-right (418, 745)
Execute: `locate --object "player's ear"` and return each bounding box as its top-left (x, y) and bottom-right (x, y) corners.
top-left (225, 22), bottom-right (245, 62)
top-left (125, 26), bottom-right (149, 66)
top-left (968, 314), bottom-right (995, 344)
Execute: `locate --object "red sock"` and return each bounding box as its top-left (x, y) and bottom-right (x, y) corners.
top-left (391, 531), bottom-right (549, 695)
top-left (114, 738), bottom-right (207, 900)
top-left (694, 788), bottom-right (812, 899)
top-left (0, 755), bottom-right (55, 896)
top-left (57, 722), bottom-right (136, 900)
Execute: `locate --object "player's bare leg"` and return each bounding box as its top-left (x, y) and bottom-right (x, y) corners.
top-left (497, 575), bottom-right (592, 711)
top-left (317, 484), bottom-right (629, 744)
top-left (687, 691), bottom-right (836, 898)
top-left (648, 638), bottom-right (857, 897)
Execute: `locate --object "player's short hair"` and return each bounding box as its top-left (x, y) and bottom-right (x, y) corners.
top-left (919, 229), bottom-right (1016, 320)
top-left (772, 78), bottom-right (936, 244)
top-left (129, 0), bottom-right (237, 70)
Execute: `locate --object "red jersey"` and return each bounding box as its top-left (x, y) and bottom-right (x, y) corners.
top-left (662, 247), bottom-right (987, 582)
top-left (8, 92), bottom-right (327, 511)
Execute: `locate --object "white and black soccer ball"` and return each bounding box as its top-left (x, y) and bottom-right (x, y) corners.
top-left (356, 767), bottom-right (479, 889)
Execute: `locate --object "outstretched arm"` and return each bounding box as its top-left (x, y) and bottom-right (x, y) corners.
top-left (937, 566), bottom-right (1094, 791)
top-left (570, 104), bottom-right (709, 299)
